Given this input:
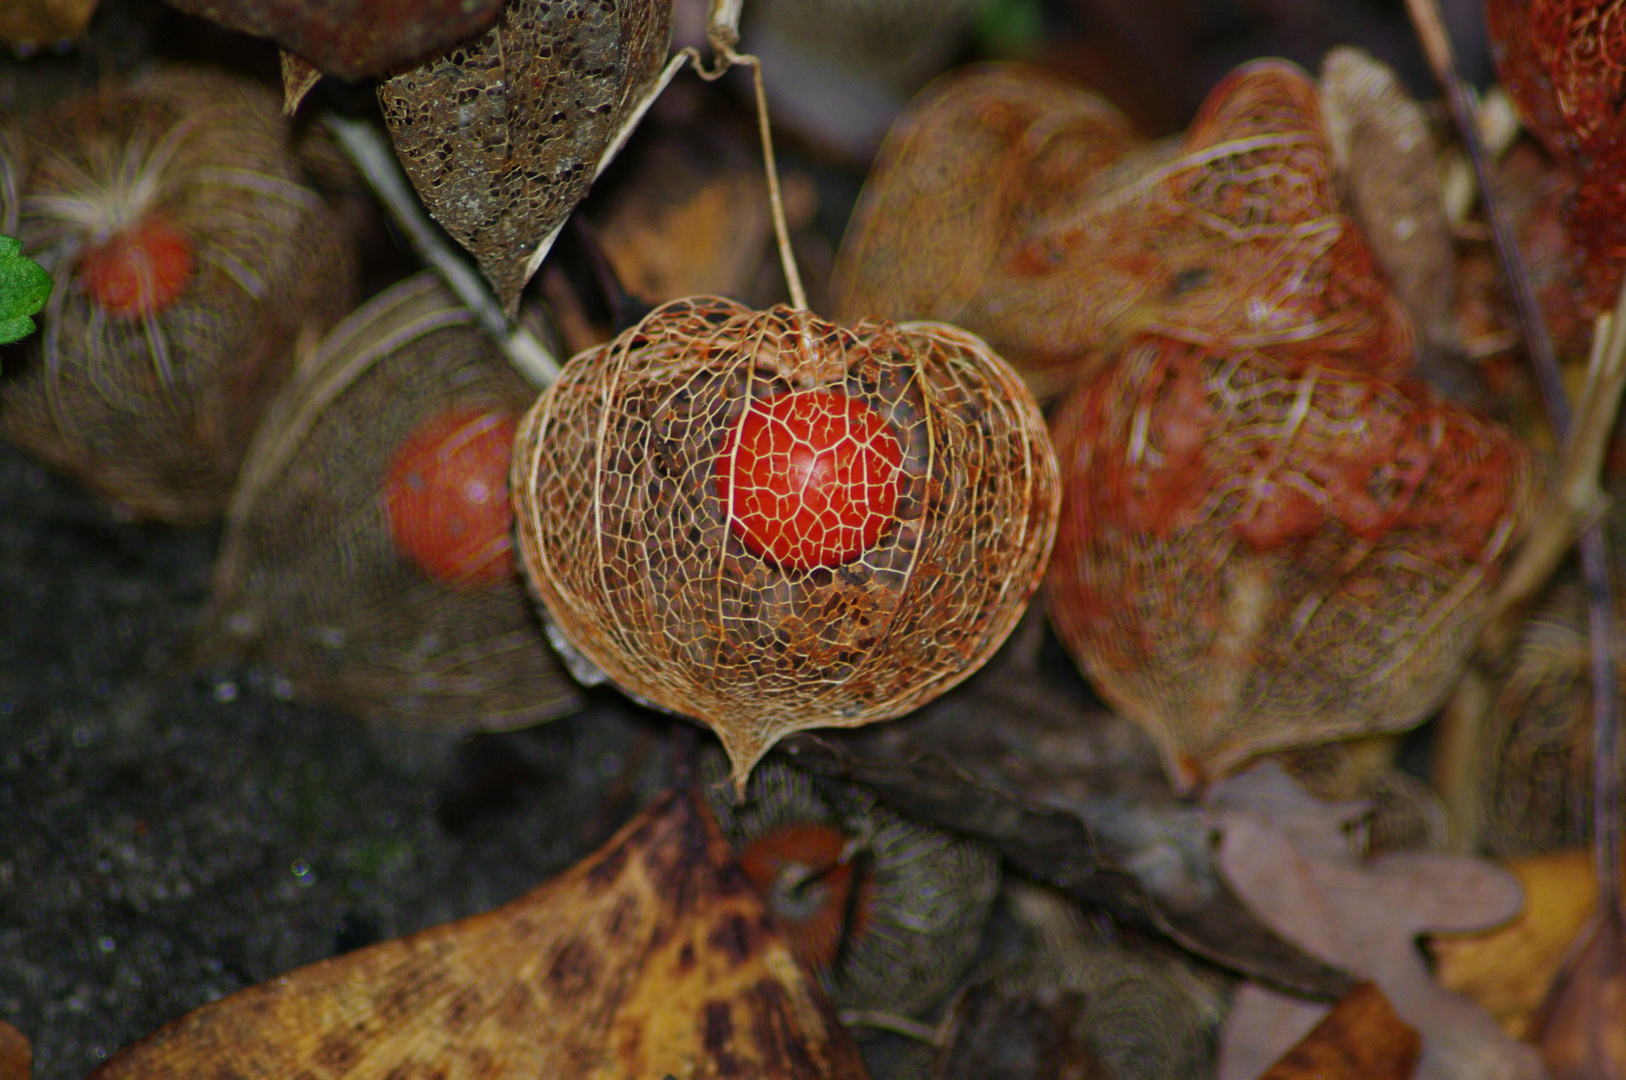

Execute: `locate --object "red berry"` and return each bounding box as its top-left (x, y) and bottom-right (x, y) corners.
top-left (717, 389), bottom-right (903, 570)
top-left (739, 822), bottom-right (873, 970)
top-left (77, 214), bottom-right (194, 318)
top-left (383, 408), bottom-right (519, 588)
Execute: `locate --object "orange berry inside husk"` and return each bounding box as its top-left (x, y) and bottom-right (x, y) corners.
top-left (717, 388), bottom-right (904, 571)
top-left (739, 822), bottom-right (874, 971)
top-left (77, 214), bottom-right (194, 319)
top-left (383, 407), bottom-right (519, 589)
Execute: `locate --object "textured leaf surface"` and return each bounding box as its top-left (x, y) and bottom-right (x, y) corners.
top-left (91, 790), bottom-right (869, 1080)
top-left (378, 0), bottom-right (673, 314)
top-left (0, 234), bottom-right (51, 346)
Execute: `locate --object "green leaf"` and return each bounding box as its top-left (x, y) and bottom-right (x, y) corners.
top-left (0, 234), bottom-right (53, 346)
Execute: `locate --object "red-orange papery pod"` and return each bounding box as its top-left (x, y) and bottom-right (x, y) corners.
top-left (1046, 335), bottom-right (1540, 791)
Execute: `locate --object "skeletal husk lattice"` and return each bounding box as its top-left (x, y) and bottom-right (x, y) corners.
top-left (513, 298), bottom-right (1060, 790)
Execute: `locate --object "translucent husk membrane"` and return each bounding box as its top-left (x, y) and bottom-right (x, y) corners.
top-left (0, 66), bottom-right (355, 523)
top-left (1047, 333), bottom-right (1542, 790)
top-left (196, 273), bottom-right (580, 731)
top-left (513, 297), bottom-right (1059, 789)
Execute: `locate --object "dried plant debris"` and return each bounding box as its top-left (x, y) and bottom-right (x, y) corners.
top-left (1210, 763), bottom-right (1545, 1080)
top-left (161, 0), bottom-right (505, 80)
top-left (1430, 847), bottom-right (1613, 1039)
top-left (1256, 982), bottom-right (1420, 1080)
top-left (1319, 46), bottom-right (1459, 355)
top-left (90, 790), bottom-right (870, 1080)
top-left (702, 754), bottom-right (999, 1018)
top-left (513, 298), bottom-right (1058, 790)
top-left (1479, 580), bottom-right (1626, 856)
top-left (378, 0), bottom-right (674, 315)
top-left (833, 59), bottom-right (1415, 401)
top-left (775, 724), bottom-right (1354, 999)
top-left (196, 273), bottom-right (580, 732)
top-left (1047, 333), bottom-right (1541, 789)
top-left (0, 66), bottom-right (357, 523)
top-left (0, 1022), bottom-right (28, 1080)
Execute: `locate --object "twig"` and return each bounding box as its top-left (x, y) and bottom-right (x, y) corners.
top-left (837, 1010), bottom-right (943, 1045)
top-left (323, 113), bottom-right (560, 388)
top-left (1406, 0), bottom-right (1622, 903)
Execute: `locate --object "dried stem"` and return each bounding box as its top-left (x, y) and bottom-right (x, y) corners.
top-left (1406, 0), bottom-right (1622, 916)
top-left (323, 113), bottom-right (560, 388)
top-left (836, 1010), bottom-right (943, 1045)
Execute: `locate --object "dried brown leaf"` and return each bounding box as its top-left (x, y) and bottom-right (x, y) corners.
top-left (1211, 764), bottom-right (1546, 1080)
top-left (91, 789), bottom-right (869, 1080)
top-left (1257, 982), bottom-right (1420, 1080)
top-left (378, 0), bottom-right (673, 315)
top-left (162, 0), bottom-right (504, 80)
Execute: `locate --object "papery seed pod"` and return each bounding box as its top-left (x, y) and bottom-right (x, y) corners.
top-left (1047, 334), bottom-right (1541, 791)
top-left (196, 273), bottom-right (580, 731)
top-left (703, 754), bottom-right (1000, 1017)
top-left (512, 297), bottom-right (1059, 789)
top-left (0, 67), bottom-right (356, 524)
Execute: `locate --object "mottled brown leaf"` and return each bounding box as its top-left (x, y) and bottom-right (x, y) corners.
top-left (91, 790), bottom-right (868, 1080)
top-left (162, 0), bottom-right (504, 80)
top-left (280, 50), bottom-right (323, 116)
top-left (378, 0), bottom-right (673, 314)
top-left (1257, 983), bottom-right (1419, 1080)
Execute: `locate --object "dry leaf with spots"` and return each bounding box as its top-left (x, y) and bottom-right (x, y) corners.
top-left (91, 789), bottom-right (869, 1080)
top-left (160, 0), bottom-right (504, 80)
top-left (378, 0), bottom-right (674, 314)
top-left (1209, 764), bottom-right (1546, 1080)
top-left (1256, 983), bottom-right (1419, 1080)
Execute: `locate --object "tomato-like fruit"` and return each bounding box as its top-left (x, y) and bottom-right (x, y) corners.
top-left (383, 408), bottom-right (519, 588)
top-left (77, 214), bottom-right (194, 319)
top-left (739, 821), bottom-right (874, 970)
top-left (717, 389), bottom-right (904, 570)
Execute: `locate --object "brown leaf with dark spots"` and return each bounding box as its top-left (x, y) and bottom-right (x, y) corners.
top-left (90, 790), bottom-right (868, 1080)
top-left (1257, 983), bottom-right (1419, 1080)
top-left (163, 0), bottom-right (504, 80)
top-left (378, 0), bottom-right (673, 315)
top-left (0, 1020), bottom-right (29, 1080)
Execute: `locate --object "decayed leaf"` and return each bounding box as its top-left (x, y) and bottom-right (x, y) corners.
top-left (1319, 46), bottom-right (1458, 353)
top-left (1257, 982), bottom-right (1419, 1080)
top-left (161, 0), bottom-right (504, 80)
top-left (91, 790), bottom-right (869, 1080)
top-left (834, 59), bottom-right (1415, 401)
top-left (0, 0), bottom-right (95, 48)
top-left (0, 1020), bottom-right (29, 1080)
top-left (378, 0), bottom-right (673, 314)
top-left (1527, 911), bottom-right (1626, 1079)
top-left (1210, 764), bottom-right (1545, 1080)
top-left (1429, 848), bottom-right (1610, 1038)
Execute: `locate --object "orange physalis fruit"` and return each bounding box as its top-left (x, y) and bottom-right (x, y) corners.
top-left (739, 821), bottom-right (875, 971)
top-left (383, 407), bottom-right (518, 588)
top-left (77, 214), bottom-right (194, 319)
top-left (718, 389), bottom-right (904, 571)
